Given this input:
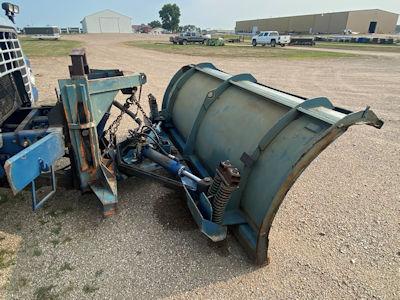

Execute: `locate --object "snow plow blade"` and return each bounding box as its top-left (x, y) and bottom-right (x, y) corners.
top-left (161, 63), bottom-right (383, 265)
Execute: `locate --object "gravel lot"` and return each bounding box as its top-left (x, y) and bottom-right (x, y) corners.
top-left (0, 34), bottom-right (399, 299)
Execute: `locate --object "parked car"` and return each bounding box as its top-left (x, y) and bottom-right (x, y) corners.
top-left (251, 31), bottom-right (291, 47)
top-left (170, 32), bottom-right (209, 45)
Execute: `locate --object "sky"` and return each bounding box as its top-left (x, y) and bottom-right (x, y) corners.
top-left (11, 0), bottom-right (400, 29)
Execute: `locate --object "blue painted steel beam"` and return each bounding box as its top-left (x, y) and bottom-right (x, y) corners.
top-left (4, 127), bottom-right (64, 194)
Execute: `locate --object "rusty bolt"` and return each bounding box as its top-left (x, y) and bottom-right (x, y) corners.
top-left (216, 160), bottom-right (241, 187)
top-left (220, 160), bottom-right (232, 168)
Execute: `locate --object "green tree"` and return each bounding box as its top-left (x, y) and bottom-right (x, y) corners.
top-left (148, 20), bottom-right (162, 28)
top-left (159, 3), bottom-right (181, 32)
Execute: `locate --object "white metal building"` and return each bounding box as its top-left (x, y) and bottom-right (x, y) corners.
top-left (150, 27), bottom-right (164, 35)
top-left (81, 10), bottom-right (132, 33)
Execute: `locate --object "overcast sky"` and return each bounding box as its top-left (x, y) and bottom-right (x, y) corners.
top-left (13, 0), bottom-right (400, 28)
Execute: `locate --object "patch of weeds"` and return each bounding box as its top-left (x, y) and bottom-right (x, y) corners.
top-left (0, 249), bottom-right (15, 269)
top-left (48, 210), bottom-right (58, 217)
top-left (0, 191), bottom-right (11, 205)
top-left (0, 235), bottom-right (5, 241)
top-left (34, 284), bottom-right (58, 300)
top-left (51, 224), bottom-right (62, 235)
top-left (62, 206), bottom-right (74, 214)
top-left (42, 201), bottom-right (51, 210)
top-left (59, 262), bottom-right (73, 272)
top-left (15, 193), bottom-right (25, 202)
top-left (38, 218), bottom-right (49, 225)
top-left (15, 222), bottom-right (22, 231)
top-left (95, 269), bottom-right (104, 278)
top-left (60, 284), bottom-right (74, 296)
top-left (16, 277), bottom-right (28, 289)
top-left (48, 207), bottom-right (74, 218)
top-left (62, 236), bottom-right (72, 244)
top-left (32, 248), bottom-right (42, 257)
top-left (83, 283), bottom-right (99, 294)
top-left (0, 189), bottom-right (24, 205)
top-left (50, 239), bottom-right (60, 247)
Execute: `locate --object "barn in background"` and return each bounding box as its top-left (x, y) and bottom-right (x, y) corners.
top-left (81, 10), bottom-right (132, 33)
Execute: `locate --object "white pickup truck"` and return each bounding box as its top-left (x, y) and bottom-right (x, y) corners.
top-left (251, 31), bottom-right (291, 47)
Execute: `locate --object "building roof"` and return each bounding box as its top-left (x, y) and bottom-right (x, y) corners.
top-left (81, 9), bottom-right (132, 22)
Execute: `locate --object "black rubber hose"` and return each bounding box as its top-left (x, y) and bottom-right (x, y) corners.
top-left (112, 101), bottom-right (140, 125)
top-left (141, 125), bottom-right (162, 144)
top-left (138, 133), bottom-right (170, 156)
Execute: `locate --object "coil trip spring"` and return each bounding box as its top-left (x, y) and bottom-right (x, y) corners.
top-left (208, 173), bottom-right (222, 196)
top-left (148, 93), bottom-right (160, 122)
top-left (208, 161), bottom-right (240, 224)
top-left (212, 182), bottom-right (237, 224)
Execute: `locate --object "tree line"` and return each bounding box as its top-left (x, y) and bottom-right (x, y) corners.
top-left (147, 3), bottom-right (201, 33)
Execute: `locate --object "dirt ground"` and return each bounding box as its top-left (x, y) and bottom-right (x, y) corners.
top-left (0, 34), bottom-right (399, 299)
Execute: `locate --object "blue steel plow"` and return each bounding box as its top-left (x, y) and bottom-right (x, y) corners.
top-left (0, 49), bottom-right (383, 265)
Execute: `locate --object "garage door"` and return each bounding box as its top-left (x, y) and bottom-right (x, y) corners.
top-left (99, 17), bottom-right (120, 33)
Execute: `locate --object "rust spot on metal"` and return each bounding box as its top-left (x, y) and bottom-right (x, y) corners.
top-left (85, 167), bottom-right (97, 181)
top-left (79, 141), bottom-right (89, 171)
top-left (103, 206), bottom-right (117, 217)
top-left (89, 133), bottom-right (99, 168)
top-left (61, 102), bottom-right (71, 124)
top-left (3, 161), bottom-right (17, 194)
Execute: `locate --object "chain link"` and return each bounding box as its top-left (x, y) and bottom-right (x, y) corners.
top-left (103, 94), bottom-right (134, 154)
top-left (111, 98), bottom-right (134, 134)
top-left (133, 96), bottom-right (151, 125)
top-left (103, 86), bottom-right (151, 155)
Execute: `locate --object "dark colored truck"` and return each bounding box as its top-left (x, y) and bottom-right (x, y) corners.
top-left (0, 11), bottom-right (37, 120)
top-left (169, 32), bottom-right (209, 45)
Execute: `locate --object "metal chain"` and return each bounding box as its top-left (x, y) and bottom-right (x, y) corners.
top-left (110, 97), bottom-right (134, 135)
top-left (103, 91), bottom-right (137, 155)
top-left (103, 85), bottom-right (152, 155)
top-left (133, 94), bottom-right (151, 125)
